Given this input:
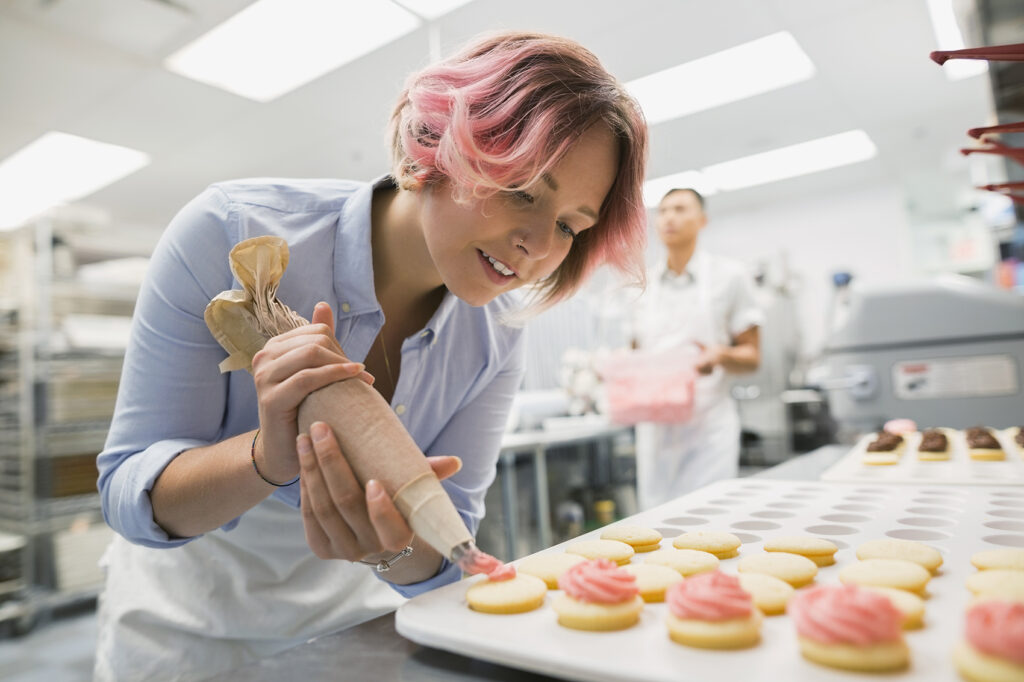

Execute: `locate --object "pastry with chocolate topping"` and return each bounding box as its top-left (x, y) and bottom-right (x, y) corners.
top-left (965, 426), bottom-right (1005, 461)
top-left (866, 431), bottom-right (904, 453)
top-left (863, 430), bottom-right (905, 465)
top-left (917, 428), bottom-right (951, 461)
top-left (1012, 426), bottom-right (1024, 458)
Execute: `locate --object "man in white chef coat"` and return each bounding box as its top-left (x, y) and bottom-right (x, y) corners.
top-left (632, 188), bottom-right (763, 509)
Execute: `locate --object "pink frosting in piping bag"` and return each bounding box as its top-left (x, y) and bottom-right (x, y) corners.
top-left (966, 600), bottom-right (1024, 665)
top-left (558, 558), bottom-right (639, 604)
top-left (666, 571), bottom-right (753, 621)
top-left (790, 584), bottom-right (902, 646)
top-left (457, 547), bottom-right (516, 581)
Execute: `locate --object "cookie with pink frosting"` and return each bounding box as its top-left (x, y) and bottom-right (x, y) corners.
top-left (790, 583), bottom-right (908, 672)
top-left (953, 600), bottom-right (1024, 682)
top-left (664, 570), bottom-right (762, 649)
top-left (551, 558), bottom-right (644, 631)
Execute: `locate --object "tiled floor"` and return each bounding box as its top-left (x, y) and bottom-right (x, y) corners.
top-left (0, 608), bottom-right (96, 682)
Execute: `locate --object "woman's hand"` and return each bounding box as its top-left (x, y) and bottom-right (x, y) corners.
top-left (251, 302), bottom-right (373, 485)
top-left (298, 420), bottom-right (461, 563)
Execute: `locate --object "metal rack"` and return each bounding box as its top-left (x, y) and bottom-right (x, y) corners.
top-left (0, 221), bottom-right (134, 635)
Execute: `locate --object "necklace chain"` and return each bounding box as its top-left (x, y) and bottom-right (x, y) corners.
top-left (378, 330), bottom-right (396, 395)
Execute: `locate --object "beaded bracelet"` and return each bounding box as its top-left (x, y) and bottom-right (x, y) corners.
top-left (250, 429), bottom-right (299, 487)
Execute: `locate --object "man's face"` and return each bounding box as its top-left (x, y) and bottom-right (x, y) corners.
top-left (655, 190), bottom-right (706, 248)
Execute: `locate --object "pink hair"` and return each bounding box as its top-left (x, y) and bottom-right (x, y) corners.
top-left (389, 31), bottom-right (649, 309)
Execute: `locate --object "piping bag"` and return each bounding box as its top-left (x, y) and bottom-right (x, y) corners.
top-left (204, 236), bottom-right (510, 578)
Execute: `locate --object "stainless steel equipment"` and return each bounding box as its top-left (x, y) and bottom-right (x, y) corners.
top-left (808, 276), bottom-right (1024, 438)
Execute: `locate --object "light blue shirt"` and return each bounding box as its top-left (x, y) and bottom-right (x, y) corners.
top-left (97, 176), bottom-right (526, 597)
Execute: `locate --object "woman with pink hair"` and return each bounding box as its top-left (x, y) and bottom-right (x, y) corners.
top-left (95, 31), bottom-right (647, 679)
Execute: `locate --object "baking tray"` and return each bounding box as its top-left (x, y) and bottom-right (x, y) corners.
top-left (396, 478), bottom-right (1024, 682)
top-left (822, 428), bottom-right (1024, 486)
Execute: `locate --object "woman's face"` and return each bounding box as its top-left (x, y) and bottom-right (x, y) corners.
top-left (420, 123), bottom-right (620, 307)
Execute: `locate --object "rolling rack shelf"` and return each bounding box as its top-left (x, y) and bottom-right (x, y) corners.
top-left (0, 221), bottom-right (134, 635)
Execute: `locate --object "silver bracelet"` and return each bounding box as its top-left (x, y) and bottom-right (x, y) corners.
top-left (360, 546), bottom-right (413, 573)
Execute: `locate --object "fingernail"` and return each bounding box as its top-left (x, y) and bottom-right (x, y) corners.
top-left (311, 422), bottom-right (329, 442)
top-left (343, 362), bottom-right (365, 372)
top-left (296, 435), bottom-right (312, 456)
top-left (366, 479), bottom-right (384, 499)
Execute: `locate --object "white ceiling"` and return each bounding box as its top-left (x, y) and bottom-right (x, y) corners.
top-left (0, 0), bottom-right (997, 254)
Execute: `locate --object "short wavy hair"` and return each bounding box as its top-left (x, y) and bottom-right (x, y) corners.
top-left (389, 31), bottom-right (649, 310)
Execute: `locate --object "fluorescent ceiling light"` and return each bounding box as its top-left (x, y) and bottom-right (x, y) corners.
top-left (392, 0), bottom-right (474, 20)
top-left (626, 32), bottom-right (815, 126)
top-left (0, 132), bottom-right (150, 230)
top-left (643, 171), bottom-right (717, 207)
top-left (702, 130), bottom-right (877, 191)
top-left (164, 0), bottom-right (421, 102)
top-left (926, 0), bottom-right (987, 81)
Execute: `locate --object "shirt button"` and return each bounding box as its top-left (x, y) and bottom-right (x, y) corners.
top-left (395, 404), bottom-right (407, 416)
top-left (341, 302), bottom-right (351, 313)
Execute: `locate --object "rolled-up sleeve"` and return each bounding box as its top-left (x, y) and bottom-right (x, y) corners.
top-left (97, 187), bottom-right (240, 548)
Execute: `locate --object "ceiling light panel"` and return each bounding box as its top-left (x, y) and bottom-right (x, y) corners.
top-left (626, 31), bottom-right (816, 126)
top-left (164, 0), bottom-right (422, 102)
top-left (643, 170), bottom-right (717, 207)
top-left (702, 130), bottom-right (878, 191)
top-left (0, 132), bottom-right (150, 230)
top-left (391, 0), bottom-right (474, 20)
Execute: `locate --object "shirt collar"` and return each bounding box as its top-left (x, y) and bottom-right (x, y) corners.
top-left (333, 175), bottom-right (393, 319)
top-left (656, 249), bottom-right (704, 285)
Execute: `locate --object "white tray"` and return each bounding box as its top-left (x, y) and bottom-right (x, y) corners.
top-left (396, 478), bottom-right (1024, 682)
top-left (822, 428), bottom-right (1024, 486)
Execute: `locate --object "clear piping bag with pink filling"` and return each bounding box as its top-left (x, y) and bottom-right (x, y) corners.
top-left (204, 235), bottom-right (496, 573)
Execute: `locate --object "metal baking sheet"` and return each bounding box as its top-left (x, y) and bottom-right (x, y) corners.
top-left (396, 478), bottom-right (1024, 682)
top-left (822, 428), bottom-right (1024, 486)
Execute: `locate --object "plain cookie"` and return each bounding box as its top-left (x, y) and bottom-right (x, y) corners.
top-left (621, 563), bottom-right (684, 602)
top-left (465, 574), bottom-right (547, 614)
top-left (672, 531), bottom-right (741, 559)
top-left (600, 524), bottom-right (662, 553)
top-left (971, 548), bottom-right (1024, 573)
top-left (965, 569), bottom-right (1024, 600)
top-left (516, 552), bottom-right (585, 589)
top-left (565, 539), bottom-right (635, 566)
top-left (737, 551), bottom-right (818, 587)
top-left (737, 572), bottom-right (794, 615)
top-left (643, 548), bottom-right (720, 576)
top-left (862, 585), bottom-right (926, 630)
top-left (764, 536), bottom-right (838, 567)
top-left (856, 538), bottom-right (943, 573)
top-left (839, 559), bottom-right (931, 595)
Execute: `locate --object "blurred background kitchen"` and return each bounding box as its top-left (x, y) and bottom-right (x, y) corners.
top-left (0, 0), bottom-right (1021, 677)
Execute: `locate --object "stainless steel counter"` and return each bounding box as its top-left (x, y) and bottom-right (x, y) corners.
top-left (223, 445), bottom-right (848, 682)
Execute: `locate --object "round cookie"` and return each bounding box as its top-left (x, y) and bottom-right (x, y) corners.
top-left (798, 636), bottom-right (909, 672)
top-left (664, 572), bottom-right (762, 649)
top-left (972, 548), bottom-right (1024, 573)
top-left (621, 563), bottom-right (684, 602)
top-left (551, 593), bottom-right (644, 630)
top-left (861, 586), bottom-right (925, 630)
top-left (643, 548), bottom-right (719, 576)
top-left (839, 558), bottom-right (931, 595)
top-left (552, 559), bottom-right (644, 631)
top-left (465, 574), bottom-right (547, 614)
top-left (763, 536), bottom-right (838, 567)
top-left (737, 551), bottom-right (818, 588)
top-left (565, 539), bottom-right (635, 566)
top-left (856, 538), bottom-right (943, 573)
top-left (965, 569), bottom-right (1024, 600)
top-left (600, 524), bottom-right (662, 553)
top-left (863, 452), bottom-right (900, 466)
top-left (516, 552), bottom-right (586, 589)
top-left (953, 641), bottom-right (1024, 682)
top-left (672, 531), bottom-right (741, 559)
top-left (737, 572), bottom-right (794, 615)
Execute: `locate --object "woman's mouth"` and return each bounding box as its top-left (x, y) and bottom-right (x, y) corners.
top-left (478, 249), bottom-right (517, 283)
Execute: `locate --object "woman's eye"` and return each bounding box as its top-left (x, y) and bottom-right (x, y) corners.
top-left (558, 221), bottom-right (577, 241)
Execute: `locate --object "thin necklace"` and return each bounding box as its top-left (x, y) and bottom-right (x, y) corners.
top-left (378, 330), bottom-right (396, 395)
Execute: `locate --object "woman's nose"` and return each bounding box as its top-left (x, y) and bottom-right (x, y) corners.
top-left (513, 222), bottom-right (555, 259)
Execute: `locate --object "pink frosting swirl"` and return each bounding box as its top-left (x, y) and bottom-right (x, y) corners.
top-left (790, 584), bottom-right (902, 645)
top-left (557, 558), bottom-right (639, 604)
top-left (458, 549), bottom-right (516, 581)
top-left (665, 570), bottom-right (753, 621)
top-left (965, 600), bottom-right (1024, 665)
top-left (884, 418), bottom-right (917, 435)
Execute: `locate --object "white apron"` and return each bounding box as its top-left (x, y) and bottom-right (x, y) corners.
top-left (93, 496), bottom-right (405, 682)
top-left (634, 253), bottom-right (740, 510)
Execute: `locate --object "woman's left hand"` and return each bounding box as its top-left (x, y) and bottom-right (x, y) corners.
top-left (297, 421), bottom-right (461, 563)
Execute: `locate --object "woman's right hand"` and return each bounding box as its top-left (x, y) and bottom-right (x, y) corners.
top-left (250, 301), bottom-right (372, 485)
